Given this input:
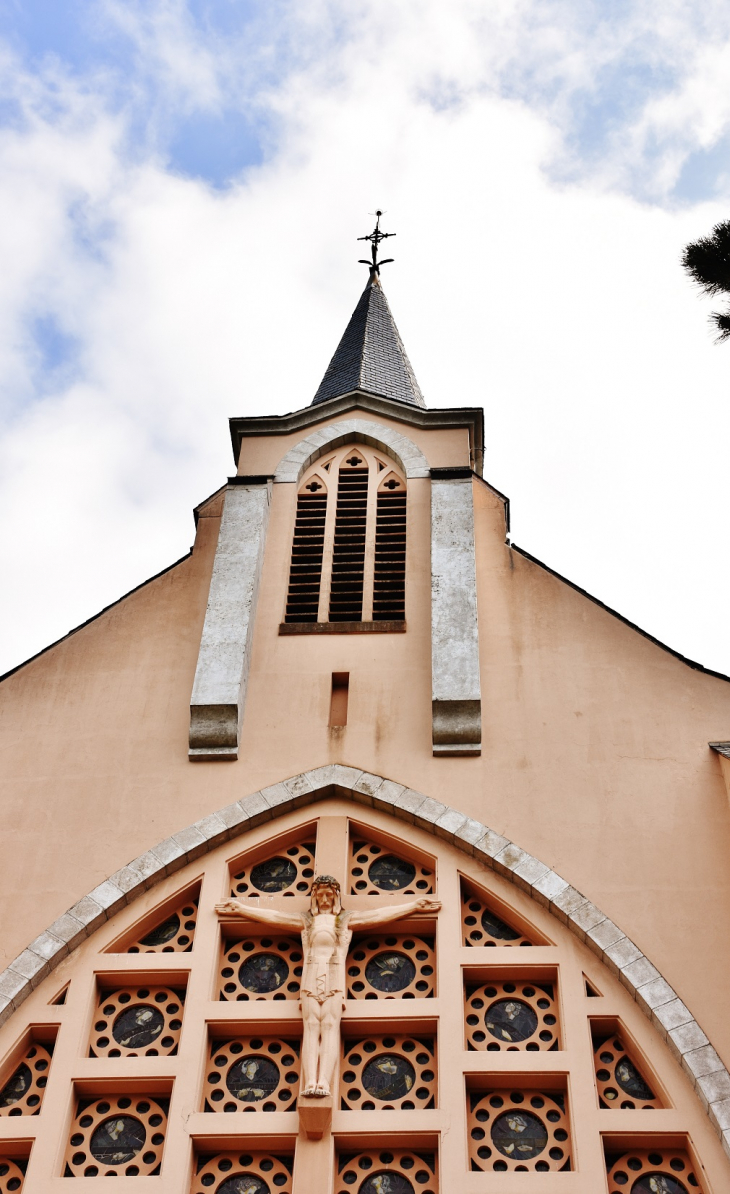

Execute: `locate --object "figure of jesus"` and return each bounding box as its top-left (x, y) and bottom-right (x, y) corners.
top-left (216, 875), bottom-right (441, 1098)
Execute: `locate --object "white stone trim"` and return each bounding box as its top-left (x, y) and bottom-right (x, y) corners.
top-left (273, 419), bottom-right (430, 483)
top-left (189, 482), bottom-right (271, 759)
top-left (431, 477), bottom-right (481, 753)
top-left (2, 765), bottom-right (728, 1156)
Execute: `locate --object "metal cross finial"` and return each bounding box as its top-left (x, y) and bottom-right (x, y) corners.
top-left (357, 210), bottom-right (395, 277)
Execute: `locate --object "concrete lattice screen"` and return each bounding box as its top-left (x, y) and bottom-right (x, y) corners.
top-left (0, 772), bottom-right (727, 1191)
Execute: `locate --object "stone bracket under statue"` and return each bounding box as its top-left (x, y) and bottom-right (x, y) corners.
top-left (297, 1092), bottom-right (333, 1140)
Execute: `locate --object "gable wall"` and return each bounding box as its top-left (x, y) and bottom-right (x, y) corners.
top-left (1, 411), bottom-right (729, 1073)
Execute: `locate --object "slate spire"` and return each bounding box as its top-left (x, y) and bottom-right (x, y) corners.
top-left (311, 272), bottom-right (425, 408)
top-left (312, 213), bottom-right (425, 408)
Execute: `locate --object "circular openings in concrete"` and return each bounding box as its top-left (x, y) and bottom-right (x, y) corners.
top-left (0, 1159), bottom-right (25, 1191)
top-left (461, 881), bottom-right (535, 948)
top-left (340, 1035), bottom-right (436, 1111)
top-left (607, 1150), bottom-right (702, 1192)
top-left (336, 1150), bottom-right (436, 1194)
top-left (232, 840), bottom-right (316, 899)
top-left (65, 1096), bottom-right (167, 1177)
top-left (594, 1036), bottom-right (662, 1110)
top-left (191, 1152), bottom-right (293, 1193)
top-left (204, 1036), bottom-right (300, 1113)
top-left (90, 987), bottom-right (183, 1058)
top-left (126, 894), bottom-right (199, 954)
top-left (347, 936), bottom-right (435, 999)
top-left (468, 1089), bottom-right (571, 1172)
top-left (466, 981), bottom-right (558, 1051)
top-left (349, 836), bottom-right (434, 896)
top-left (219, 938), bottom-right (303, 1001)
top-left (0, 1042), bottom-right (52, 1117)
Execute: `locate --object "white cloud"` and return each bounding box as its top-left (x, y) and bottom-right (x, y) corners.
top-left (0, 0), bottom-right (729, 678)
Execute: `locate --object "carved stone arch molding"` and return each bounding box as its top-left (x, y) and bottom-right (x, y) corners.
top-left (2, 763), bottom-right (730, 1175)
top-left (272, 418), bottom-right (430, 483)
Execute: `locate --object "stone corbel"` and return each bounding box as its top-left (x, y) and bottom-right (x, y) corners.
top-left (189, 477), bottom-right (272, 761)
top-left (298, 1093), bottom-right (333, 1139)
top-left (430, 468), bottom-right (482, 756)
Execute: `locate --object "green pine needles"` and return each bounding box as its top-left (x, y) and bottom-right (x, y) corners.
top-left (682, 219), bottom-right (730, 342)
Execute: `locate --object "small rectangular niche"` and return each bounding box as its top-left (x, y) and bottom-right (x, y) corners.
top-left (329, 673), bottom-right (349, 728)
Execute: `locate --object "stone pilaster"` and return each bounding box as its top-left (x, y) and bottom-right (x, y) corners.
top-left (189, 478), bottom-right (271, 760)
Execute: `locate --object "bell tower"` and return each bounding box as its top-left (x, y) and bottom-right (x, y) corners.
top-left (189, 214), bottom-right (485, 761)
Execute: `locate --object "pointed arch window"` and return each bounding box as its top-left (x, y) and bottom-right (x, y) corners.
top-left (282, 444), bottom-right (407, 631)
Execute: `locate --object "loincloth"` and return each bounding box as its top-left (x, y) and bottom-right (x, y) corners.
top-left (301, 970), bottom-right (343, 1005)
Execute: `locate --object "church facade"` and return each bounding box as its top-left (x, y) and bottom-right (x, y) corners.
top-left (1, 243), bottom-right (730, 1193)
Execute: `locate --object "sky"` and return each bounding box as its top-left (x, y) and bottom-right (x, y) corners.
top-left (1, 0), bottom-right (730, 679)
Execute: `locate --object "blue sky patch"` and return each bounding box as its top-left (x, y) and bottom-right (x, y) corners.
top-left (28, 314), bottom-right (80, 381)
top-left (0, 0), bottom-right (117, 74)
top-left (0, 0), bottom-right (272, 186)
top-left (673, 137), bottom-right (730, 204)
top-left (166, 107), bottom-right (264, 186)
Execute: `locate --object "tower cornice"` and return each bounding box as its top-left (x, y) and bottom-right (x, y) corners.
top-left (229, 391), bottom-right (485, 475)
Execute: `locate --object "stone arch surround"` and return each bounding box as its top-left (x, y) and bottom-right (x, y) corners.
top-left (273, 417), bottom-right (430, 482)
top-left (2, 763), bottom-right (729, 1157)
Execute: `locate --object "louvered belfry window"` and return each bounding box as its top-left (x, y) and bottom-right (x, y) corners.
top-left (329, 460), bottom-right (368, 621)
top-left (283, 444), bottom-right (406, 628)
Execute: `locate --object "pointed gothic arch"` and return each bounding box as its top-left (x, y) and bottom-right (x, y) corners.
top-left (0, 763), bottom-right (728, 1186)
top-left (273, 419), bottom-right (430, 484)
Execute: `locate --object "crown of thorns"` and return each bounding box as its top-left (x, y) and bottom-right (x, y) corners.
top-left (311, 875), bottom-right (340, 890)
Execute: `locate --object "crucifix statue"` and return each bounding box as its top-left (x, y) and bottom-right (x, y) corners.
top-left (216, 875), bottom-right (441, 1099)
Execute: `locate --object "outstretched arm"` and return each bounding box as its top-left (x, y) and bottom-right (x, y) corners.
top-left (215, 898), bottom-right (304, 933)
top-left (348, 897), bottom-right (441, 929)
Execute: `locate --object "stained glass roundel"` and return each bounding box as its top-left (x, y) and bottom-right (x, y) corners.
top-left (139, 915), bottom-right (180, 947)
top-left (615, 1057), bottom-right (655, 1101)
top-left (112, 1005), bottom-right (165, 1049)
top-left (0, 1064), bottom-right (31, 1107)
top-left (364, 952), bottom-right (416, 993)
top-left (218, 1177), bottom-right (270, 1194)
top-left (367, 855), bottom-right (417, 891)
top-left (250, 858), bottom-right (298, 893)
top-left (359, 1175), bottom-right (414, 1194)
top-left (226, 1056), bottom-right (280, 1102)
top-left (481, 909), bottom-right (519, 941)
top-left (631, 1177), bottom-right (687, 1194)
top-left (485, 999), bottom-right (538, 1044)
top-left (239, 954), bottom-right (289, 994)
top-left (89, 1116), bottom-right (146, 1165)
top-left (491, 1110), bottom-right (548, 1160)
top-left (362, 1055), bottom-right (416, 1101)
